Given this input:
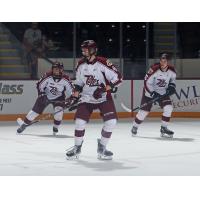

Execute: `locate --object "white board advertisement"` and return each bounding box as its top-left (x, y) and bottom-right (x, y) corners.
top-left (133, 80), bottom-right (200, 112)
top-left (0, 80), bottom-right (200, 115)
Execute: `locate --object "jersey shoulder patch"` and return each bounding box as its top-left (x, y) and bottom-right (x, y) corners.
top-left (62, 73), bottom-right (71, 81)
top-left (96, 56), bottom-right (117, 70)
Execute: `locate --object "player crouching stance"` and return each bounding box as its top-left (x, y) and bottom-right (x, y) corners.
top-left (16, 62), bottom-right (75, 135)
top-left (66, 40), bottom-right (122, 160)
top-left (131, 53), bottom-right (176, 138)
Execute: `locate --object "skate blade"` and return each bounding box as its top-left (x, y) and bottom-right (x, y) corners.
top-left (66, 154), bottom-right (80, 160)
top-left (132, 133), bottom-right (137, 137)
top-left (97, 154), bottom-right (113, 160)
top-left (16, 127), bottom-right (24, 134)
top-left (17, 118), bottom-right (24, 126)
top-left (16, 130), bottom-right (22, 135)
top-left (160, 133), bottom-right (173, 138)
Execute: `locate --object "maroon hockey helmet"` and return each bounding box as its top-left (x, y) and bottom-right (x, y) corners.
top-left (81, 40), bottom-right (97, 56)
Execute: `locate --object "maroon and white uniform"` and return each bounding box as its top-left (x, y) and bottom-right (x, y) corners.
top-left (37, 71), bottom-right (74, 101)
top-left (133, 63), bottom-right (176, 129)
top-left (144, 63), bottom-right (176, 98)
top-left (74, 56), bottom-right (122, 148)
top-left (16, 60), bottom-right (74, 136)
top-left (23, 71), bottom-right (74, 127)
top-left (75, 56), bottom-right (122, 104)
top-left (66, 40), bottom-right (122, 159)
top-left (138, 63), bottom-right (176, 112)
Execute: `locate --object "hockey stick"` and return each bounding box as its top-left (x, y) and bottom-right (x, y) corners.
top-left (17, 99), bottom-right (81, 127)
top-left (121, 95), bottom-right (164, 113)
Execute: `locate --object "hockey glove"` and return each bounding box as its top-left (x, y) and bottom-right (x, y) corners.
top-left (64, 96), bottom-right (80, 109)
top-left (166, 83), bottom-right (176, 96)
top-left (93, 83), bottom-right (107, 100)
top-left (150, 91), bottom-right (161, 102)
top-left (109, 82), bottom-right (118, 93)
top-left (68, 96), bottom-right (81, 111)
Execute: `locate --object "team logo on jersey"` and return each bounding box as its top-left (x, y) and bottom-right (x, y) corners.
top-left (156, 79), bottom-right (167, 87)
top-left (106, 59), bottom-right (118, 72)
top-left (49, 86), bottom-right (59, 95)
top-left (85, 75), bottom-right (99, 87)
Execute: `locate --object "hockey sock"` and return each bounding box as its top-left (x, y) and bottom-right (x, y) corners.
top-left (100, 129), bottom-right (112, 146)
top-left (53, 119), bottom-right (61, 129)
top-left (161, 116), bottom-right (170, 127)
top-left (25, 110), bottom-right (39, 124)
top-left (133, 110), bottom-right (149, 127)
top-left (75, 130), bottom-right (85, 146)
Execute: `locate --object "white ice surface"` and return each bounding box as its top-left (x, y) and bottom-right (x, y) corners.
top-left (0, 118), bottom-right (200, 176)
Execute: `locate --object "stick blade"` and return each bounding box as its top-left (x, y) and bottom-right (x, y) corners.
top-left (120, 102), bottom-right (132, 112)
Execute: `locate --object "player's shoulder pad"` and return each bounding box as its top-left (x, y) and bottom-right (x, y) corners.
top-left (96, 56), bottom-right (118, 72)
top-left (62, 73), bottom-right (73, 88)
top-left (40, 71), bottom-right (52, 79)
top-left (147, 63), bottom-right (160, 75)
top-left (96, 56), bottom-right (112, 66)
top-left (62, 73), bottom-right (71, 81)
top-left (168, 65), bottom-right (176, 74)
top-left (37, 71), bottom-right (52, 87)
top-left (76, 57), bottom-right (86, 71)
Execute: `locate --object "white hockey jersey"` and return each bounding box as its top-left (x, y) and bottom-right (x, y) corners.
top-left (75, 56), bottom-right (122, 104)
top-left (37, 71), bottom-right (74, 100)
top-left (144, 63), bottom-right (176, 98)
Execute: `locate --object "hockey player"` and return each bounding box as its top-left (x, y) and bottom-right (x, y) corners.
top-left (131, 53), bottom-right (176, 138)
top-left (17, 61), bottom-right (75, 135)
top-left (66, 40), bottom-right (123, 160)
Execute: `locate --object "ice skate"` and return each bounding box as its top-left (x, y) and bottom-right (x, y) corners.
top-left (16, 118), bottom-right (28, 134)
top-left (131, 125), bottom-right (138, 136)
top-left (97, 139), bottom-right (113, 160)
top-left (66, 143), bottom-right (82, 160)
top-left (160, 126), bottom-right (174, 138)
top-left (53, 127), bottom-right (58, 136)
top-left (17, 123), bottom-right (28, 134)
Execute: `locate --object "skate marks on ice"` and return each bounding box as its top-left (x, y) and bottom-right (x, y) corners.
top-left (133, 135), bottom-right (195, 142)
top-left (68, 157), bottom-right (136, 172)
top-left (122, 151), bottom-right (200, 162)
top-left (19, 133), bottom-right (74, 139)
top-left (0, 136), bottom-right (34, 145)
